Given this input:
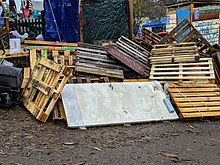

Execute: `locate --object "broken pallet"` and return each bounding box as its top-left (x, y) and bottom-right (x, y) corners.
top-left (159, 19), bottom-right (216, 55)
top-left (21, 58), bottom-right (72, 122)
top-left (169, 83), bottom-right (220, 119)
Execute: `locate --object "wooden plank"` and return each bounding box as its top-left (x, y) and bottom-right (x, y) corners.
top-left (25, 40), bottom-right (78, 47)
top-left (75, 66), bottom-right (124, 79)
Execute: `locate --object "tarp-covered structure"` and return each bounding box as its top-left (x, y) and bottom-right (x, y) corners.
top-left (44, 0), bottom-right (80, 42)
top-left (82, 0), bottom-right (129, 43)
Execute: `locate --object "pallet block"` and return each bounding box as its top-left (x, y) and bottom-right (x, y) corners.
top-left (21, 67), bottom-right (31, 88)
top-left (21, 58), bottom-right (72, 122)
top-left (52, 97), bottom-right (66, 121)
top-left (169, 83), bottom-right (220, 119)
top-left (150, 58), bottom-right (215, 82)
top-left (151, 42), bottom-right (199, 64)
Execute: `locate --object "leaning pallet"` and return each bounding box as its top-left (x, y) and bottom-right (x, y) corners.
top-left (169, 83), bottom-right (220, 119)
top-left (151, 42), bottom-right (199, 64)
top-left (28, 46), bottom-right (76, 70)
top-left (150, 58), bottom-right (215, 83)
top-left (112, 36), bottom-right (151, 78)
top-left (159, 19), bottom-right (216, 55)
top-left (21, 58), bottom-right (72, 122)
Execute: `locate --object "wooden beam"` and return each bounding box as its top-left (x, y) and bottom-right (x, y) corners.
top-left (128, 0), bottom-right (134, 40)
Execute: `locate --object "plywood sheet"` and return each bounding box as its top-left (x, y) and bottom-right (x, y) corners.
top-left (61, 82), bottom-right (179, 128)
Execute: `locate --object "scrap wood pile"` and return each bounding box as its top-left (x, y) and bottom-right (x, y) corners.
top-left (1, 18), bottom-right (220, 127)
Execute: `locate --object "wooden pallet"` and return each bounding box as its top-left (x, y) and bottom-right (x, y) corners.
top-left (169, 83), bottom-right (220, 119)
top-left (150, 58), bottom-right (215, 82)
top-left (75, 44), bottom-right (124, 79)
top-left (134, 28), bottom-right (162, 51)
top-left (21, 58), bottom-right (72, 122)
top-left (151, 42), bottom-right (199, 64)
top-left (159, 19), bottom-right (216, 55)
top-left (108, 46), bottom-right (150, 78)
top-left (28, 46), bottom-right (76, 70)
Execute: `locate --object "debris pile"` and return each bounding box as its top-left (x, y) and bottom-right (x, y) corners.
top-left (1, 19), bottom-right (220, 127)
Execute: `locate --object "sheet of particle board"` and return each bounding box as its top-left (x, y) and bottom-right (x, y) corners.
top-left (61, 81), bottom-right (179, 128)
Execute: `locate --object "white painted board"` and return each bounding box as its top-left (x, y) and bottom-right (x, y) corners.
top-left (61, 82), bottom-right (179, 128)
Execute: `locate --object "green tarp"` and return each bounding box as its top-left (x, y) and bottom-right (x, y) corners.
top-left (82, 0), bottom-right (129, 43)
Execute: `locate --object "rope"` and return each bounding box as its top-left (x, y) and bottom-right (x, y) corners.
top-left (47, 0), bottom-right (62, 42)
top-left (172, 83), bottom-right (204, 120)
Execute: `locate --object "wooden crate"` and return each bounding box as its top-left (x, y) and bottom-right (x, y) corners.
top-left (169, 83), bottom-right (220, 119)
top-left (21, 58), bottom-right (72, 122)
top-left (151, 42), bottom-right (199, 64)
top-left (28, 46), bottom-right (76, 70)
top-left (150, 58), bottom-right (215, 82)
top-left (159, 19), bottom-right (216, 55)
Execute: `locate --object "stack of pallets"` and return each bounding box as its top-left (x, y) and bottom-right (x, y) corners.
top-left (75, 43), bottom-right (124, 79)
top-left (149, 42), bottom-right (215, 83)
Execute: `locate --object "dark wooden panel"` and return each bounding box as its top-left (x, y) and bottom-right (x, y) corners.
top-left (107, 46), bottom-right (149, 78)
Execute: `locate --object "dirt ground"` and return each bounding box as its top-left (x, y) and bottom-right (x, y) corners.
top-left (0, 106), bottom-right (220, 165)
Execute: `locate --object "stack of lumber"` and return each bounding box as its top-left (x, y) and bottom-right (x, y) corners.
top-left (169, 83), bottom-right (220, 119)
top-left (135, 28), bottom-right (162, 51)
top-left (75, 43), bottom-right (124, 79)
top-left (159, 19), bottom-right (216, 55)
top-left (150, 42), bottom-right (199, 64)
top-left (107, 36), bottom-right (151, 78)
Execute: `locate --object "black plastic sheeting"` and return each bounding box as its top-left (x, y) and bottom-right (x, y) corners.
top-left (44, 0), bottom-right (80, 42)
top-left (82, 0), bottom-right (129, 43)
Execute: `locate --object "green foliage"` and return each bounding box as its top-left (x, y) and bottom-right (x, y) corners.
top-left (133, 0), bottom-right (177, 27)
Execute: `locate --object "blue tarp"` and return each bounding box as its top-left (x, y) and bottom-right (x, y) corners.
top-left (44, 0), bottom-right (80, 42)
top-left (142, 19), bottom-right (166, 28)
